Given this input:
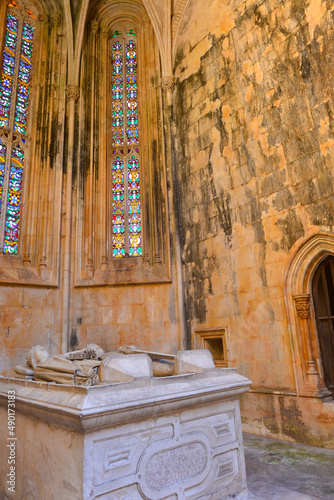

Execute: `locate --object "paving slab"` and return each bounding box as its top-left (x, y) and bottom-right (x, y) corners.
top-left (248, 480), bottom-right (320, 500)
top-left (243, 433), bottom-right (334, 500)
top-left (245, 460), bottom-right (313, 490)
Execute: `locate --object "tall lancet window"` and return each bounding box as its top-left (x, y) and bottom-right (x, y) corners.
top-left (0, 1), bottom-right (35, 254)
top-left (111, 29), bottom-right (142, 258)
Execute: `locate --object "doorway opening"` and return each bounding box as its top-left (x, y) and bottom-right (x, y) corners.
top-left (313, 255), bottom-right (334, 398)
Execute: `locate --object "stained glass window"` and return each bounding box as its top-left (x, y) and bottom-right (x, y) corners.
top-left (0, 5), bottom-right (35, 254)
top-left (111, 31), bottom-right (142, 258)
top-left (0, 139), bottom-right (6, 208)
top-left (3, 146), bottom-right (24, 254)
top-left (112, 156), bottom-right (125, 257)
top-left (0, 14), bottom-right (19, 129)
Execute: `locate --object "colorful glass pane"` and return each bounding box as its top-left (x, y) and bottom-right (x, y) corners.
top-left (126, 40), bottom-right (138, 145)
top-left (0, 13), bottom-right (19, 129)
top-left (112, 41), bottom-right (123, 146)
top-left (112, 156), bottom-right (125, 257)
top-left (128, 156), bottom-right (141, 256)
top-left (3, 146), bottom-right (24, 254)
top-left (14, 21), bottom-right (34, 134)
top-left (0, 139), bottom-right (6, 215)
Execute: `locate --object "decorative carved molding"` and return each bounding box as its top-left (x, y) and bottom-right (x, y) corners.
top-left (293, 294), bottom-right (311, 319)
top-left (161, 76), bottom-right (175, 93)
top-left (172, 0), bottom-right (191, 48)
top-left (66, 84), bottom-right (80, 102)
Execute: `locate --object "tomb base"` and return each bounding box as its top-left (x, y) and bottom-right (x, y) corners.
top-left (0, 368), bottom-right (251, 499)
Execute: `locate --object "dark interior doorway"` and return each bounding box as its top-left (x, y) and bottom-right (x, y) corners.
top-left (313, 255), bottom-right (334, 397)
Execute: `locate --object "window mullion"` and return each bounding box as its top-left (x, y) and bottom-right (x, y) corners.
top-left (123, 37), bottom-right (129, 256)
top-left (124, 154), bottom-right (129, 255)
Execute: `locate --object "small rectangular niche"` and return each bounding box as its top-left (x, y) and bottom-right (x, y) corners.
top-left (195, 327), bottom-right (229, 368)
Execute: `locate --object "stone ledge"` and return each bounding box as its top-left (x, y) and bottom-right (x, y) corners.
top-left (0, 369), bottom-right (251, 432)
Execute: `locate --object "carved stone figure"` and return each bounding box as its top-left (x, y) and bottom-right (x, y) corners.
top-left (15, 344), bottom-right (105, 386)
top-left (14, 344), bottom-right (214, 385)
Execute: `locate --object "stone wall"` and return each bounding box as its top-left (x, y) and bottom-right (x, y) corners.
top-left (172, 0), bottom-right (334, 445)
top-left (0, 4), bottom-right (184, 373)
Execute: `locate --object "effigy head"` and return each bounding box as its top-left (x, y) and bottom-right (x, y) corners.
top-left (26, 345), bottom-right (50, 369)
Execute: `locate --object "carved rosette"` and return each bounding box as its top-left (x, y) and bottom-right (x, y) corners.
top-left (293, 294), bottom-right (311, 319)
top-left (66, 85), bottom-right (80, 102)
top-left (161, 76), bottom-right (175, 93)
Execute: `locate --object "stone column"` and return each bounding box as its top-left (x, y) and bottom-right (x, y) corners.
top-left (85, 21), bottom-right (99, 279)
top-left (62, 84), bottom-right (80, 353)
top-left (100, 27), bottom-right (109, 270)
top-left (40, 12), bottom-right (62, 280)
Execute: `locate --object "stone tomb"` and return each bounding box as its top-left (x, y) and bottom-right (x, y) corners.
top-left (0, 368), bottom-right (251, 499)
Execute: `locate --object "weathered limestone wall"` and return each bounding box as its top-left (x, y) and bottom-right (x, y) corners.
top-left (69, 284), bottom-right (181, 355)
top-left (172, 0), bottom-right (334, 445)
top-left (0, 287), bottom-right (63, 372)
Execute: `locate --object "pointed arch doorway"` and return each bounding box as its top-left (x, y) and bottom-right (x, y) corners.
top-left (313, 256), bottom-right (334, 397)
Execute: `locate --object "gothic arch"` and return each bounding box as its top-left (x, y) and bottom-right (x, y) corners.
top-left (284, 232), bottom-right (334, 399)
top-left (0, 0), bottom-right (66, 286)
top-left (73, 1), bottom-right (171, 286)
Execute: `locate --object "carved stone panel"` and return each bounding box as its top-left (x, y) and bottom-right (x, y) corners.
top-left (145, 441), bottom-right (207, 490)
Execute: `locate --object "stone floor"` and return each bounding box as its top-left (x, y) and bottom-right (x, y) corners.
top-left (243, 433), bottom-right (334, 499)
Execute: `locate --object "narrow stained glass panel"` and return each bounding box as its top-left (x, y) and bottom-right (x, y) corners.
top-left (0, 139), bottom-right (6, 214)
top-left (112, 41), bottom-right (123, 146)
top-left (126, 39), bottom-right (138, 145)
top-left (0, 13), bottom-right (19, 129)
top-left (112, 156), bottom-right (125, 257)
top-left (14, 21), bottom-right (34, 134)
top-left (128, 155), bottom-right (141, 256)
top-left (3, 145), bottom-right (24, 254)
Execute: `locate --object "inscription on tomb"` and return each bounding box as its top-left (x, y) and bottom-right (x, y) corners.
top-left (145, 441), bottom-right (207, 490)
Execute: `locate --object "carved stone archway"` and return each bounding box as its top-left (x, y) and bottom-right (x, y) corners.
top-left (284, 232), bottom-right (334, 399)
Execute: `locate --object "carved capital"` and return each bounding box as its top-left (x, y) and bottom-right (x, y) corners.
top-left (38, 14), bottom-right (48, 24)
top-left (51, 12), bottom-right (62, 26)
top-left (90, 20), bottom-right (99, 34)
top-left (100, 26), bottom-right (110, 38)
top-left (161, 76), bottom-right (175, 93)
top-left (137, 15), bottom-right (150, 32)
top-left (293, 294), bottom-right (311, 319)
top-left (66, 84), bottom-right (80, 102)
